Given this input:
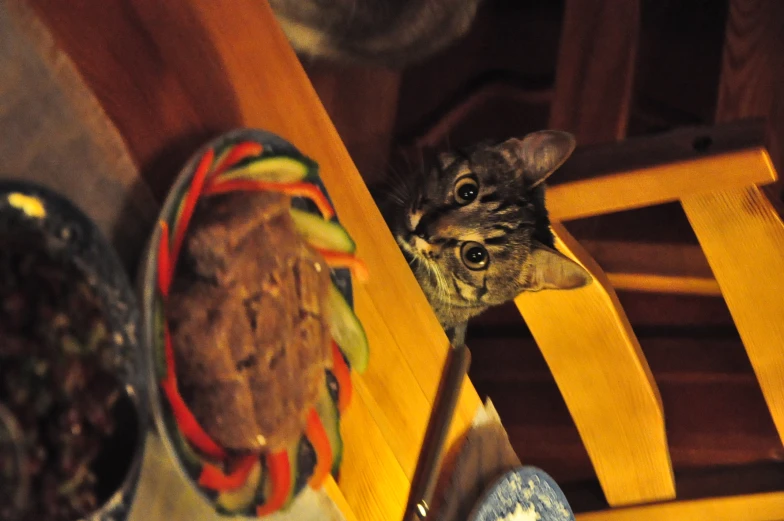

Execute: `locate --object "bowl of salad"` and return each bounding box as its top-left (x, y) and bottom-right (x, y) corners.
top-left (0, 181), bottom-right (148, 521)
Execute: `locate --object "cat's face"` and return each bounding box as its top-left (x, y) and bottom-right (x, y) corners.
top-left (384, 130), bottom-right (591, 318)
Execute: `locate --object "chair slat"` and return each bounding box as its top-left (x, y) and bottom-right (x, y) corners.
top-left (515, 224), bottom-right (675, 507)
top-left (682, 186), bottom-right (784, 446)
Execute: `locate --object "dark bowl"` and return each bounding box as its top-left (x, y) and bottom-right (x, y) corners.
top-left (0, 181), bottom-right (148, 521)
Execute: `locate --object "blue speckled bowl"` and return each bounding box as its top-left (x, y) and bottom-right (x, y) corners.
top-left (137, 128), bottom-right (354, 517)
top-left (468, 467), bottom-right (575, 521)
top-left (0, 181), bottom-right (148, 521)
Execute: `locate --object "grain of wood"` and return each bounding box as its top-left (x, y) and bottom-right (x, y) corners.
top-left (547, 148), bottom-right (776, 222)
top-left (515, 223), bottom-right (675, 506)
top-left (580, 240), bottom-right (720, 295)
top-left (29, 0), bottom-right (245, 201)
top-left (682, 186), bottom-right (784, 445)
top-left (679, 0), bottom-right (784, 448)
top-left (306, 64), bottom-right (401, 187)
top-left (550, 0), bottom-right (639, 143)
top-left (0, 0), bottom-right (158, 271)
top-left (575, 491), bottom-right (784, 521)
top-left (543, 0), bottom-right (678, 505)
top-left (605, 273), bottom-right (721, 297)
top-left (715, 0), bottom-right (784, 173)
top-left (580, 241), bottom-right (713, 279)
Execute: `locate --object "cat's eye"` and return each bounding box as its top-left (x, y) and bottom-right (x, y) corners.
top-left (454, 176), bottom-right (479, 205)
top-left (460, 241), bottom-right (489, 270)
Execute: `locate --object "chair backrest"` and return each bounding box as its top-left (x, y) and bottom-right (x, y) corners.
top-left (515, 118), bottom-right (781, 507)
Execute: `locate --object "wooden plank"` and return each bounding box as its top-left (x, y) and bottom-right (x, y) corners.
top-left (548, 147), bottom-right (775, 222)
top-left (28, 0), bottom-right (246, 202)
top-left (605, 273), bottom-right (720, 297)
top-left (581, 240), bottom-right (720, 296)
top-left (680, 0), bottom-right (784, 448)
top-left (581, 241), bottom-right (713, 279)
top-left (714, 0), bottom-right (784, 180)
top-left (554, 119), bottom-right (768, 184)
top-left (515, 223), bottom-right (674, 506)
top-left (545, 120), bottom-right (775, 222)
top-left (0, 0), bottom-right (158, 272)
top-left (575, 491), bottom-right (784, 521)
top-left (33, 0), bottom-right (484, 518)
top-left (549, 0), bottom-right (640, 143)
top-left (545, 1), bottom-right (676, 505)
top-left (305, 63), bottom-right (402, 187)
top-left (682, 187), bottom-right (784, 446)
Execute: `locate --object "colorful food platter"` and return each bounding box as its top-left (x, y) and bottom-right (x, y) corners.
top-left (138, 129), bottom-right (369, 517)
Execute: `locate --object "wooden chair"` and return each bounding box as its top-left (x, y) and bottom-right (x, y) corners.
top-left (511, 0), bottom-right (784, 517)
top-left (517, 118), bottom-right (782, 509)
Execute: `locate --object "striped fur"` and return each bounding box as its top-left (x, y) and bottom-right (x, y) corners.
top-left (377, 131), bottom-right (592, 329)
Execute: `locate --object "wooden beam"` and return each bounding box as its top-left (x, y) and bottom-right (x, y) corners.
top-left (305, 63), bottom-right (401, 187)
top-left (575, 491), bottom-right (784, 521)
top-left (543, 3), bottom-right (676, 503)
top-left (515, 223), bottom-right (675, 507)
top-left (605, 273), bottom-right (720, 297)
top-left (681, 0), bottom-right (784, 448)
top-left (580, 240), bottom-right (720, 296)
top-left (549, 0), bottom-right (640, 143)
top-left (682, 187), bottom-right (784, 446)
top-left (546, 121), bottom-right (776, 222)
top-left (550, 147), bottom-right (774, 222)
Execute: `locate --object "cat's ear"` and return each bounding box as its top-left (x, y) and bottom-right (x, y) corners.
top-left (503, 130), bottom-right (576, 188)
top-left (438, 151), bottom-right (460, 171)
top-left (519, 242), bottom-right (592, 291)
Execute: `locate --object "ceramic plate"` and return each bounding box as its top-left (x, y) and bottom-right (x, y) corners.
top-left (138, 128), bottom-right (357, 517)
top-left (468, 467), bottom-right (575, 521)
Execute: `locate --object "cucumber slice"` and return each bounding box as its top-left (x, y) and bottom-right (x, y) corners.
top-left (216, 460), bottom-right (263, 514)
top-left (219, 156), bottom-right (312, 183)
top-left (290, 209), bottom-right (356, 253)
top-left (327, 283), bottom-right (369, 373)
top-left (317, 373), bottom-right (343, 477)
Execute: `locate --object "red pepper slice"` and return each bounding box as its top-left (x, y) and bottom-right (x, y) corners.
top-left (256, 450), bottom-right (291, 516)
top-left (171, 148), bottom-right (215, 264)
top-left (331, 341), bottom-right (352, 413)
top-left (198, 454), bottom-right (258, 491)
top-left (157, 221), bottom-right (171, 298)
top-left (209, 142), bottom-right (264, 180)
top-left (161, 325), bottom-right (227, 460)
top-left (305, 408), bottom-right (332, 490)
top-left (315, 249), bottom-right (369, 283)
top-left (203, 179), bottom-right (335, 220)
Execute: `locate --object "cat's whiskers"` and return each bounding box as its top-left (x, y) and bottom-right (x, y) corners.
top-left (423, 256), bottom-right (451, 310)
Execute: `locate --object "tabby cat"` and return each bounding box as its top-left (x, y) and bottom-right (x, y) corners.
top-left (377, 130), bottom-right (592, 329)
top-left (269, 0), bottom-right (481, 67)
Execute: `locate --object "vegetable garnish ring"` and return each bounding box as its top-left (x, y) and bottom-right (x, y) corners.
top-left (150, 135), bottom-right (369, 517)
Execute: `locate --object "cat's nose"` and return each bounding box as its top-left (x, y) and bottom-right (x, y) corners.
top-left (413, 223), bottom-right (430, 241)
